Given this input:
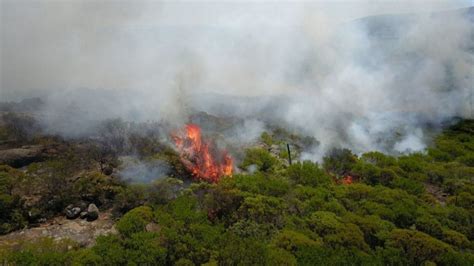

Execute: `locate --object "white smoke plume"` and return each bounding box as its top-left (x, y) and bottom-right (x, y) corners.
top-left (1, 1), bottom-right (473, 159)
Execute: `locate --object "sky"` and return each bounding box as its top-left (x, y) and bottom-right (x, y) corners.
top-left (1, 0), bottom-right (472, 97)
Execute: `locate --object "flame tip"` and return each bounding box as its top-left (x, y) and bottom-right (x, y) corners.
top-left (173, 123), bottom-right (233, 183)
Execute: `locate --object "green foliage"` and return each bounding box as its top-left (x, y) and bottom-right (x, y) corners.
top-left (148, 177), bottom-right (183, 205)
top-left (390, 176), bottom-right (425, 195)
top-left (452, 192), bottom-right (474, 209)
top-left (415, 215), bottom-right (443, 239)
top-left (344, 213), bottom-right (395, 248)
top-left (398, 153), bottom-right (427, 173)
top-left (71, 249), bottom-right (103, 265)
top-left (92, 235), bottom-right (128, 265)
top-left (267, 248), bottom-right (297, 266)
top-left (296, 246), bottom-right (378, 266)
top-left (240, 148), bottom-right (281, 172)
top-left (2, 237), bottom-right (77, 265)
top-left (202, 184), bottom-right (243, 224)
top-left (361, 151), bottom-right (397, 168)
top-left (287, 161), bottom-right (331, 186)
top-left (233, 172), bottom-right (290, 197)
top-left (323, 148), bottom-right (357, 176)
top-left (116, 206), bottom-right (153, 237)
top-left (217, 233), bottom-right (269, 266)
top-left (307, 211), bottom-right (369, 251)
top-left (442, 229), bottom-right (470, 249)
top-left (73, 171), bottom-right (120, 205)
top-left (113, 184), bottom-right (148, 215)
top-left (0, 165), bottom-right (27, 234)
top-left (271, 229), bottom-right (322, 253)
top-left (237, 195), bottom-right (285, 227)
top-left (123, 232), bottom-right (167, 265)
top-left (386, 229), bottom-right (453, 265)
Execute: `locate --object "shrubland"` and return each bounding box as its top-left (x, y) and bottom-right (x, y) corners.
top-left (0, 118), bottom-right (473, 265)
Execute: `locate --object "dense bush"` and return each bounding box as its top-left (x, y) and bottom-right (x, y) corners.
top-left (1, 119), bottom-right (473, 265)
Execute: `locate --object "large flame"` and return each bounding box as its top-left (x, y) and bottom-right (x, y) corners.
top-left (172, 124), bottom-right (233, 183)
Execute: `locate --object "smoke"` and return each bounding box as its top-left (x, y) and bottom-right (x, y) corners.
top-left (118, 156), bottom-right (169, 184)
top-left (1, 1), bottom-right (473, 159)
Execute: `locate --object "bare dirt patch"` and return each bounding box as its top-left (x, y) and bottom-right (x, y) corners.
top-left (0, 210), bottom-right (116, 247)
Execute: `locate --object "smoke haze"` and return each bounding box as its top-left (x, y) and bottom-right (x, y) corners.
top-left (1, 0), bottom-right (473, 159)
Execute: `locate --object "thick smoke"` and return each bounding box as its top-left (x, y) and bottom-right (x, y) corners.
top-left (1, 1), bottom-right (473, 159)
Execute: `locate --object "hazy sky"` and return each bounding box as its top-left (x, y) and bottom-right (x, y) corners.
top-left (1, 0), bottom-right (472, 98)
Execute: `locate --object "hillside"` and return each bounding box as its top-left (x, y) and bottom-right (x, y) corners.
top-left (0, 110), bottom-right (473, 265)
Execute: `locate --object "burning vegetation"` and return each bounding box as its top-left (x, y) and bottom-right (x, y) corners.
top-left (172, 124), bottom-right (233, 183)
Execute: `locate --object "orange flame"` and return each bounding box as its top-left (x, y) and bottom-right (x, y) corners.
top-left (341, 175), bottom-right (353, 185)
top-left (172, 124), bottom-right (233, 183)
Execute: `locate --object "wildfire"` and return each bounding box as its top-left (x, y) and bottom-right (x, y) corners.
top-left (172, 124), bottom-right (233, 183)
top-left (341, 175), bottom-right (353, 185)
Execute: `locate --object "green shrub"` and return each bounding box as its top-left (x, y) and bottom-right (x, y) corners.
top-left (287, 161), bottom-right (331, 186)
top-left (386, 229), bottom-right (453, 265)
top-left (92, 235), bottom-right (127, 265)
top-left (116, 206), bottom-right (153, 237)
top-left (442, 229), bottom-right (470, 249)
top-left (234, 172), bottom-right (290, 197)
top-left (217, 233), bottom-right (268, 266)
top-left (323, 148), bottom-right (357, 176)
top-left (240, 148), bottom-right (280, 172)
top-left (415, 215), bottom-right (443, 239)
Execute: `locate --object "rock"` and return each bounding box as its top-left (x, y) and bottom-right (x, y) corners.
top-left (145, 223), bottom-right (160, 232)
top-left (0, 145), bottom-right (45, 168)
top-left (86, 204), bottom-right (99, 221)
top-left (103, 165), bottom-right (113, 176)
top-left (80, 212), bottom-right (88, 219)
top-left (65, 207), bottom-right (81, 219)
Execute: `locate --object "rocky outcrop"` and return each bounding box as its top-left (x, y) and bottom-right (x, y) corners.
top-left (0, 211), bottom-right (116, 247)
top-left (65, 205), bottom-right (82, 220)
top-left (0, 145), bottom-right (46, 167)
top-left (64, 203), bottom-right (100, 222)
